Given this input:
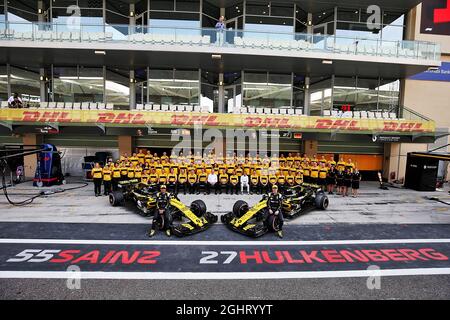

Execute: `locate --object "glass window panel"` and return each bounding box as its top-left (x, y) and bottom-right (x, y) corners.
top-left (105, 10), bottom-right (129, 25)
top-left (106, 1), bottom-right (129, 16)
top-left (243, 72), bottom-right (291, 108)
top-left (106, 68), bottom-right (129, 106)
top-left (336, 21), bottom-right (381, 40)
top-left (309, 77), bottom-right (332, 115)
top-left (10, 66), bottom-right (41, 104)
top-left (53, 67), bottom-right (104, 103)
top-left (225, 3), bottom-right (242, 20)
top-left (175, 0), bottom-right (200, 12)
top-left (337, 7), bottom-right (360, 22)
top-left (78, 0), bottom-right (103, 9)
top-left (271, 4), bottom-right (294, 17)
top-left (381, 24), bottom-right (404, 41)
top-left (7, 6), bottom-right (39, 23)
top-left (149, 11), bottom-right (200, 30)
top-left (150, 0), bottom-right (175, 11)
top-left (149, 69), bottom-right (199, 106)
top-left (383, 12), bottom-right (405, 26)
top-left (246, 2), bottom-right (269, 16)
top-left (377, 79), bottom-right (399, 111)
top-left (312, 8), bottom-right (334, 25)
top-left (52, 0), bottom-right (77, 7)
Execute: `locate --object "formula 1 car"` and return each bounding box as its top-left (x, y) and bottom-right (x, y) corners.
top-left (109, 180), bottom-right (218, 237)
top-left (281, 184), bottom-right (329, 219)
top-left (221, 197), bottom-right (282, 238)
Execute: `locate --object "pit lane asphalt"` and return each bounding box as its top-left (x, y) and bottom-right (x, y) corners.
top-left (0, 222), bottom-right (449, 299)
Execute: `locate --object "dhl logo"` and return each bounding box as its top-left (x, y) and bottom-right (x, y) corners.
top-left (171, 114), bottom-right (220, 126)
top-left (313, 119), bottom-right (426, 132)
top-left (22, 111), bottom-right (72, 123)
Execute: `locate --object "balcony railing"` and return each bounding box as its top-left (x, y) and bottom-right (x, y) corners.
top-left (0, 22), bottom-right (441, 61)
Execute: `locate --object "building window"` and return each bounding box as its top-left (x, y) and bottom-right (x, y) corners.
top-left (106, 68), bottom-right (130, 107)
top-left (9, 66), bottom-right (40, 103)
top-left (149, 69), bottom-right (199, 106)
top-left (52, 66), bottom-right (104, 103)
top-left (243, 72), bottom-right (292, 108)
top-left (309, 76), bottom-right (332, 116)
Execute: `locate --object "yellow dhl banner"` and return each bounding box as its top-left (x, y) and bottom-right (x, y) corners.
top-left (0, 109), bottom-right (435, 133)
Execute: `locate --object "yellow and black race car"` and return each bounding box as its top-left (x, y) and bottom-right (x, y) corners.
top-left (109, 180), bottom-right (217, 237)
top-left (221, 197), bottom-right (282, 238)
top-left (282, 184), bottom-right (329, 219)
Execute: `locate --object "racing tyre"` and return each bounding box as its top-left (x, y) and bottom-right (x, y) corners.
top-left (267, 214), bottom-right (282, 232)
top-left (190, 199), bottom-right (207, 217)
top-left (232, 200), bottom-right (249, 218)
top-left (109, 191), bottom-right (124, 206)
top-left (315, 192), bottom-right (329, 210)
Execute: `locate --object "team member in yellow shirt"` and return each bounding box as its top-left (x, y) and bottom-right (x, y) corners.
top-left (318, 163), bottom-right (328, 188)
top-left (167, 168), bottom-right (177, 193)
top-left (259, 169), bottom-right (269, 194)
top-left (127, 165), bottom-right (136, 180)
top-left (337, 157), bottom-right (346, 172)
top-left (141, 170), bottom-right (150, 184)
top-left (228, 170), bottom-right (239, 195)
top-left (197, 169), bottom-right (208, 195)
top-left (188, 169), bottom-right (197, 194)
top-left (102, 165), bottom-right (112, 196)
top-left (286, 172), bottom-right (295, 187)
top-left (302, 161), bottom-right (310, 184)
top-left (120, 163), bottom-right (129, 181)
top-left (91, 163), bottom-right (103, 197)
top-left (310, 162), bottom-right (319, 186)
top-left (129, 153), bottom-right (139, 167)
top-left (134, 165), bottom-right (143, 181)
top-left (345, 159), bottom-right (355, 173)
top-left (137, 150), bottom-right (145, 164)
top-left (112, 163), bottom-right (121, 191)
top-left (295, 170), bottom-right (303, 185)
top-left (149, 169), bottom-right (159, 185)
top-left (177, 168), bottom-right (188, 194)
top-left (219, 170), bottom-right (228, 194)
top-left (249, 169), bottom-right (259, 194)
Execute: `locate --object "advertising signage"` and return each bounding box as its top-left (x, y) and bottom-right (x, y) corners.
top-left (421, 0), bottom-right (450, 36)
top-left (409, 62), bottom-right (450, 81)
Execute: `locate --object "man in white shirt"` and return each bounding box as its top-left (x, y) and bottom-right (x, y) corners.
top-left (240, 173), bottom-right (249, 195)
top-left (207, 169), bottom-right (219, 195)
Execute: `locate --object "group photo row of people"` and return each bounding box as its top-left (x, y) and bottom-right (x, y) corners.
top-left (90, 150), bottom-right (362, 198)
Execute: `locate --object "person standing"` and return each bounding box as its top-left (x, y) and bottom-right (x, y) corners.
top-left (102, 165), bottom-right (112, 196)
top-left (343, 168), bottom-right (352, 197)
top-left (352, 168), bottom-right (361, 198)
top-left (215, 15), bottom-right (226, 46)
top-left (91, 163), bottom-right (103, 197)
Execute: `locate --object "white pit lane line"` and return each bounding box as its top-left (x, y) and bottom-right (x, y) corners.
top-left (1, 238), bottom-right (450, 245)
top-left (1, 269), bottom-right (450, 280)
top-left (1, 238), bottom-right (450, 280)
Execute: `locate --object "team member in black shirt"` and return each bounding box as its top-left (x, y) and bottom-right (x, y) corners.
top-left (352, 168), bottom-right (361, 198)
top-left (326, 164), bottom-right (337, 195)
top-left (343, 168), bottom-right (352, 197)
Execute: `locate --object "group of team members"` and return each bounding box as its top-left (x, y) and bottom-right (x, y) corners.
top-left (90, 150), bottom-right (362, 198)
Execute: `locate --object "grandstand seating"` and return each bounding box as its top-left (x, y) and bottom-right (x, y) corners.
top-left (0, 99), bottom-right (400, 119)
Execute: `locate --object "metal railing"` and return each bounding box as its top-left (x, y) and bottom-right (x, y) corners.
top-left (0, 21), bottom-right (441, 61)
